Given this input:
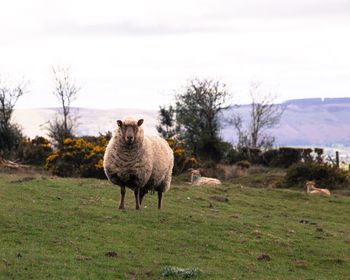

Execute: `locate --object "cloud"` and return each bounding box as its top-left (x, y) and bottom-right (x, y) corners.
top-left (1, 0), bottom-right (350, 39)
top-left (45, 21), bottom-right (234, 37)
top-left (0, 0), bottom-right (350, 110)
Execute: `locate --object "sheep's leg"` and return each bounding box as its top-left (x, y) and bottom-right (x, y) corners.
top-left (119, 186), bottom-right (126, 210)
top-left (157, 190), bottom-right (163, 209)
top-left (134, 188), bottom-right (140, 210)
top-left (139, 189), bottom-right (147, 206)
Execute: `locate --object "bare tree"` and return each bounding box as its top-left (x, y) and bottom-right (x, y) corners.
top-left (48, 66), bottom-right (80, 148)
top-left (249, 81), bottom-right (284, 148)
top-left (228, 81), bottom-right (284, 149)
top-left (0, 76), bottom-right (26, 129)
top-left (226, 114), bottom-right (250, 148)
top-left (0, 76), bottom-right (27, 155)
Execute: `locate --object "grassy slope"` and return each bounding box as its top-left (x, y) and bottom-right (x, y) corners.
top-left (0, 172), bottom-right (349, 280)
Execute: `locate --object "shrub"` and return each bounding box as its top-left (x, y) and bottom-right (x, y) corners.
top-left (259, 149), bottom-right (279, 166)
top-left (223, 147), bottom-right (262, 165)
top-left (167, 138), bottom-right (198, 175)
top-left (223, 147), bottom-right (240, 164)
top-left (283, 162), bottom-right (349, 189)
top-left (271, 147), bottom-right (303, 168)
top-left (162, 266), bottom-right (201, 278)
top-left (17, 136), bottom-right (53, 165)
top-left (0, 123), bottom-right (23, 158)
top-left (236, 160), bottom-right (251, 169)
top-left (314, 148), bottom-right (324, 163)
top-left (45, 135), bottom-right (108, 178)
top-left (259, 147), bottom-right (325, 168)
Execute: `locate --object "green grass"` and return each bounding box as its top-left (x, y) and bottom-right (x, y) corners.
top-left (0, 172), bottom-right (350, 279)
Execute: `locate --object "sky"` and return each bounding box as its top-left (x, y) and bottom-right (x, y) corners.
top-left (1, 0), bottom-right (350, 109)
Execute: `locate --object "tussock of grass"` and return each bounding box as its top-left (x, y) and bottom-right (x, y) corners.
top-left (162, 266), bottom-right (201, 278)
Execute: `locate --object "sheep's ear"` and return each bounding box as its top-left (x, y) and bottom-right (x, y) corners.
top-left (117, 120), bottom-right (123, 128)
top-left (137, 119), bottom-right (144, 126)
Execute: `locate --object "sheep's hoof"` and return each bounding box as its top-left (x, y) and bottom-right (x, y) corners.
top-left (118, 205), bottom-right (125, 210)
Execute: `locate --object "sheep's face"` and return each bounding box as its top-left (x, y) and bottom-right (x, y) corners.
top-left (117, 118), bottom-right (144, 145)
top-left (305, 180), bottom-right (315, 191)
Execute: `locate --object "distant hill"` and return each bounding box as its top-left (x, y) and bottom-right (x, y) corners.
top-left (221, 97), bottom-right (350, 146)
top-left (12, 108), bottom-right (159, 138)
top-left (13, 97), bottom-right (350, 147)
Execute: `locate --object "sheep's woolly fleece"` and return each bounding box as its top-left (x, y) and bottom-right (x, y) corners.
top-left (103, 117), bottom-right (174, 193)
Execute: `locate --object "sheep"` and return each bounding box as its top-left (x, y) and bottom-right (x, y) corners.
top-left (103, 117), bottom-right (174, 210)
top-left (305, 180), bottom-right (331, 196)
top-left (189, 169), bottom-right (222, 186)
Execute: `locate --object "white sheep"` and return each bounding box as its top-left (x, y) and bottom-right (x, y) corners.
top-left (305, 180), bottom-right (331, 196)
top-left (189, 169), bottom-right (222, 186)
top-left (103, 117), bottom-right (174, 210)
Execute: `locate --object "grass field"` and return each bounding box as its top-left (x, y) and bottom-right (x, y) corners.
top-left (0, 171), bottom-right (350, 279)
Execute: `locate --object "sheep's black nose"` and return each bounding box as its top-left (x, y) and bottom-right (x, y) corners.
top-left (127, 136), bottom-right (133, 141)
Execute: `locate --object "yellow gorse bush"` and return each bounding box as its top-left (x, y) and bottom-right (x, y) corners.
top-left (18, 136), bottom-right (53, 165)
top-left (166, 138), bottom-right (198, 174)
top-left (45, 134), bottom-right (109, 178)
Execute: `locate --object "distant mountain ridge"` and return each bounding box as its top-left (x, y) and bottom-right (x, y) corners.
top-left (13, 97), bottom-right (350, 147)
top-left (221, 97), bottom-right (350, 146)
top-left (283, 97), bottom-right (350, 106)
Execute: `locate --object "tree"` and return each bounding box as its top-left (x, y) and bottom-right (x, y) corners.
top-left (156, 105), bottom-right (179, 139)
top-left (47, 66), bottom-right (80, 148)
top-left (228, 81), bottom-right (284, 150)
top-left (0, 76), bottom-right (26, 156)
top-left (249, 81), bottom-right (283, 148)
top-left (227, 114), bottom-right (250, 148)
top-left (175, 78), bottom-right (231, 160)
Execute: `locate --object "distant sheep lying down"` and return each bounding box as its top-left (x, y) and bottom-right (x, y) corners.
top-left (103, 117), bottom-right (174, 210)
top-left (190, 169), bottom-right (222, 186)
top-left (305, 180), bottom-right (331, 196)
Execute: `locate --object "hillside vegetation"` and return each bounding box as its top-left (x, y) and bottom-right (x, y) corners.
top-left (0, 172), bottom-right (350, 279)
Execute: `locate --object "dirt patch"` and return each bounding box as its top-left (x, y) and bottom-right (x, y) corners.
top-left (76, 255), bottom-right (92, 261)
top-left (210, 195), bottom-right (229, 203)
top-left (105, 251), bottom-right (118, 257)
top-left (294, 259), bottom-right (307, 267)
top-left (230, 214), bottom-right (240, 219)
top-left (257, 254), bottom-right (271, 261)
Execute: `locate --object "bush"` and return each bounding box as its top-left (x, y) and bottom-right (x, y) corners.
top-left (45, 135), bottom-right (108, 178)
top-left (236, 160), bottom-right (251, 169)
top-left (314, 148), bottom-right (324, 163)
top-left (283, 162), bottom-right (349, 189)
top-left (0, 124), bottom-right (23, 158)
top-left (162, 266), bottom-right (201, 278)
top-left (259, 149), bottom-right (279, 165)
top-left (17, 136), bottom-right (53, 165)
top-left (258, 147), bottom-right (325, 168)
top-left (167, 138), bottom-right (198, 175)
top-left (268, 147), bottom-right (303, 168)
top-left (223, 147), bottom-right (240, 164)
top-left (223, 147), bottom-right (262, 165)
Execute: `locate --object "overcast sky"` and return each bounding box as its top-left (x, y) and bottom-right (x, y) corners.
top-left (1, 0), bottom-right (350, 109)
